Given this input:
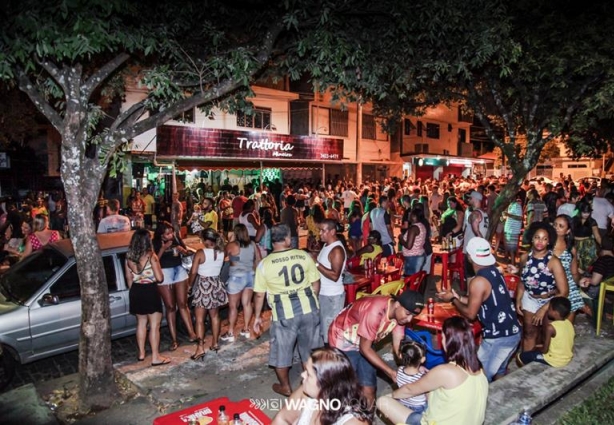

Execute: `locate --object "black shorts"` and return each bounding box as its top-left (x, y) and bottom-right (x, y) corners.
top-left (223, 218), bottom-right (233, 232)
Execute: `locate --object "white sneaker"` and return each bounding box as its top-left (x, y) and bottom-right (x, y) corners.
top-left (220, 332), bottom-right (235, 342)
top-left (239, 329), bottom-right (250, 338)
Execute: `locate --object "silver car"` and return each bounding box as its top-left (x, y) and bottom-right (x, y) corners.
top-left (0, 232), bottom-right (139, 388)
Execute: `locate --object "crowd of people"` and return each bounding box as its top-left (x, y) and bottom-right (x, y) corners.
top-left (2, 172), bottom-right (614, 424)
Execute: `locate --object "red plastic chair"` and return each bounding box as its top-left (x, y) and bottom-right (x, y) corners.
top-left (388, 253), bottom-right (404, 269)
top-left (447, 250), bottom-right (466, 291)
top-left (346, 256), bottom-right (361, 271)
top-left (403, 271), bottom-right (427, 294)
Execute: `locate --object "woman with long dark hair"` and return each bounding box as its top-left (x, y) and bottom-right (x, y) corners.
top-left (188, 228), bottom-right (227, 360)
top-left (439, 196), bottom-right (464, 243)
top-left (272, 347), bottom-right (373, 425)
top-left (552, 214), bottom-right (584, 322)
top-left (377, 317), bottom-right (488, 425)
top-left (572, 201), bottom-right (601, 273)
top-left (153, 221), bottom-right (198, 351)
top-left (125, 229), bottom-right (168, 366)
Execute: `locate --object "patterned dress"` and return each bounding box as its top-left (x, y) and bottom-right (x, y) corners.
top-left (192, 248), bottom-right (228, 309)
top-left (556, 249), bottom-right (584, 312)
top-left (521, 251), bottom-right (556, 297)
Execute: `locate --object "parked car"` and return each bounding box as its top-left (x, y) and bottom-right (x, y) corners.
top-left (528, 176), bottom-right (555, 186)
top-left (0, 232), bottom-right (140, 389)
top-left (574, 176), bottom-right (602, 188)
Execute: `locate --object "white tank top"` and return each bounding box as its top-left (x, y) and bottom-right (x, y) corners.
top-left (463, 208), bottom-right (489, 253)
top-left (239, 212), bottom-right (257, 237)
top-left (197, 248), bottom-right (224, 277)
top-left (317, 240), bottom-right (346, 296)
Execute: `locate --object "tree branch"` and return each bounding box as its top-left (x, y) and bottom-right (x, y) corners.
top-left (110, 100), bottom-right (147, 131)
top-left (18, 71), bottom-right (63, 132)
top-left (37, 58), bottom-right (69, 92)
top-left (83, 53), bottom-right (131, 100)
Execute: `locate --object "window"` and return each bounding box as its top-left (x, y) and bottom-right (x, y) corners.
top-left (173, 108), bottom-right (195, 123)
top-left (50, 256), bottom-right (118, 302)
top-left (415, 143), bottom-right (429, 153)
top-left (404, 119), bottom-right (412, 136)
top-left (50, 264), bottom-right (80, 301)
top-left (237, 108), bottom-right (272, 129)
top-left (330, 109), bottom-right (349, 137)
top-left (426, 123), bottom-right (440, 139)
top-left (362, 114), bottom-right (376, 140)
top-left (458, 128), bottom-right (467, 144)
top-left (417, 121), bottom-right (423, 137)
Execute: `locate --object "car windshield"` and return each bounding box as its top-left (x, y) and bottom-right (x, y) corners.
top-left (0, 248), bottom-right (68, 304)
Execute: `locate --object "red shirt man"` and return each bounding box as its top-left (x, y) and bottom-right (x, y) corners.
top-left (328, 291), bottom-right (424, 406)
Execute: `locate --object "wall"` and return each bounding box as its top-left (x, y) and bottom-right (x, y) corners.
top-left (400, 104), bottom-right (472, 156)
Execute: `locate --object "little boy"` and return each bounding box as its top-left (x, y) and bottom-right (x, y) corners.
top-left (517, 297), bottom-right (575, 367)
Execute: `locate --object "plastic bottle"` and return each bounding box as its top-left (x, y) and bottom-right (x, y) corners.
top-left (232, 413), bottom-right (242, 425)
top-left (218, 405), bottom-right (229, 425)
top-left (514, 408), bottom-right (532, 424)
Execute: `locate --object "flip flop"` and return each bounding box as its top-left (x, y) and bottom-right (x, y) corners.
top-left (169, 341), bottom-right (179, 352)
top-left (151, 358), bottom-right (171, 367)
top-left (272, 383), bottom-right (291, 397)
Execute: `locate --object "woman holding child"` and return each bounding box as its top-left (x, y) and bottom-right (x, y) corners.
top-left (377, 317), bottom-right (488, 425)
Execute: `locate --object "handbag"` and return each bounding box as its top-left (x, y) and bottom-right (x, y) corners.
top-left (180, 247), bottom-right (197, 271)
top-left (219, 260), bottom-right (230, 284)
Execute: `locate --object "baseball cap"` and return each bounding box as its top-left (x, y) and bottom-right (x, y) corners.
top-left (394, 290), bottom-right (425, 314)
top-left (467, 237), bottom-right (496, 266)
top-left (469, 191), bottom-right (483, 201)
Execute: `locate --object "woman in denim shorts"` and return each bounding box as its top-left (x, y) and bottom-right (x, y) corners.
top-left (220, 224), bottom-right (262, 342)
top-left (153, 221), bottom-right (198, 351)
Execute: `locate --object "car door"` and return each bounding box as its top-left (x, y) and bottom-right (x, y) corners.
top-left (29, 255), bottom-right (127, 359)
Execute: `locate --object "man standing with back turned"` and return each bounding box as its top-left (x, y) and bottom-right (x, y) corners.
top-left (253, 224), bottom-right (321, 397)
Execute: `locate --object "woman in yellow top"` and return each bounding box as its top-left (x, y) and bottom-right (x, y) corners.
top-left (354, 230), bottom-right (383, 266)
top-left (377, 317), bottom-right (488, 425)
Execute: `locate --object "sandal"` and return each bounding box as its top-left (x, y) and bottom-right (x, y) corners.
top-left (151, 358), bottom-right (171, 367)
top-left (210, 345), bottom-right (220, 353)
top-left (169, 341), bottom-right (179, 352)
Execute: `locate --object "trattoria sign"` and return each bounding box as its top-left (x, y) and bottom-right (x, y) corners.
top-left (156, 126), bottom-right (344, 162)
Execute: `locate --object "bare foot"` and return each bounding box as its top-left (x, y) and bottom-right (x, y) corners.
top-left (272, 383), bottom-right (292, 397)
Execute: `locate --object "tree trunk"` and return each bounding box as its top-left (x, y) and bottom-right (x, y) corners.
top-left (486, 134), bottom-right (546, 241)
top-left (61, 132), bottom-right (118, 410)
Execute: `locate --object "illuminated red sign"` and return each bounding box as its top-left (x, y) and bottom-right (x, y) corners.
top-left (156, 125), bottom-right (344, 162)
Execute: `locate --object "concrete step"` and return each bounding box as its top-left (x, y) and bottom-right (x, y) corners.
top-left (484, 333), bottom-right (614, 425)
top-left (0, 383), bottom-right (58, 425)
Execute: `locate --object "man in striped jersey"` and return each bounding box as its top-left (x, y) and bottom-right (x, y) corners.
top-left (253, 224), bottom-right (321, 397)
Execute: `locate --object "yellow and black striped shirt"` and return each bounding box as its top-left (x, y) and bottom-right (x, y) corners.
top-left (254, 249), bottom-right (320, 321)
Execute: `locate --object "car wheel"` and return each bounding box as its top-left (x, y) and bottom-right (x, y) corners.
top-left (0, 345), bottom-right (16, 391)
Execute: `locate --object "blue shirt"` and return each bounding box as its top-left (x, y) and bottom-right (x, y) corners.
top-left (477, 265), bottom-right (521, 339)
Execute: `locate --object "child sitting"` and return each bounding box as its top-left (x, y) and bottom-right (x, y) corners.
top-left (517, 297), bottom-right (575, 368)
top-left (396, 341), bottom-right (428, 414)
